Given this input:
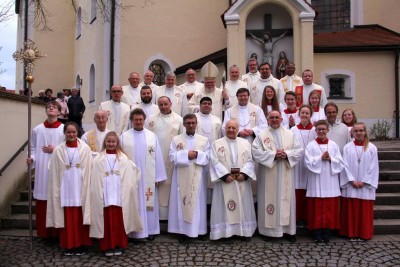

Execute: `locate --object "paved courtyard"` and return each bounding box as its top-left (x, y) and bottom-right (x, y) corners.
top-left (1, 233), bottom-right (399, 266)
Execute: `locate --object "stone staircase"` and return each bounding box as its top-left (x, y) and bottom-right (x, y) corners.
top-left (2, 146), bottom-right (400, 235)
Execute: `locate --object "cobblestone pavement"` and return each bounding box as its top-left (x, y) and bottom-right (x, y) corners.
top-left (1, 234), bottom-right (400, 267)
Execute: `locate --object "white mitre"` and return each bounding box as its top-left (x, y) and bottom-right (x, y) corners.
top-left (201, 61), bottom-right (218, 81)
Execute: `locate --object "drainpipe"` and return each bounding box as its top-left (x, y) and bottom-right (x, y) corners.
top-left (109, 0), bottom-right (116, 98)
top-left (23, 0), bottom-right (28, 94)
top-left (395, 48), bottom-right (399, 138)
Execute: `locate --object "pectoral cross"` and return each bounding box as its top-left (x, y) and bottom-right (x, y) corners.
top-left (145, 187), bottom-right (153, 201)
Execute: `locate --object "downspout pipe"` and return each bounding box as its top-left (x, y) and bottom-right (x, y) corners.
top-left (395, 48), bottom-right (399, 138)
top-left (109, 0), bottom-right (116, 99)
top-left (23, 0), bottom-right (28, 94)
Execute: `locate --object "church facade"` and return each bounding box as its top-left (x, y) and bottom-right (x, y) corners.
top-left (14, 0), bottom-right (400, 137)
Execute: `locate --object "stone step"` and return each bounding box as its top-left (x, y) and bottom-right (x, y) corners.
top-left (374, 219), bottom-right (400, 235)
top-left (375, 193), bottom-right (400, 205)
top-left (378, 151), bottom-right (400, 160)
top-left (374, 205), bottom-right (400, 219)
top-left (379, 170), bottom-right (400, 181)
top-left (11, 201), bottom-right (36, 214)
top-left (19, 190), bottom-right (32, 202)
top-left (379, 160), bottom-right (400, 171)
top-left (377, 181), bottom-right (400, 193)
top-left (1, 213), bottom-right (36, 229)
top-left (378, 150), bottom-right (400, 160)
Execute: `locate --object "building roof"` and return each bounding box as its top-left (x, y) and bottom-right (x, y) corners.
top-left (175, 48), bottom-right (227, 75)
top-left (314, 25), bottom-right (400, 52)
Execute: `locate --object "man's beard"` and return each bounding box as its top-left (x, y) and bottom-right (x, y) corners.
top-left (141, 97), bottom-right (152, 104)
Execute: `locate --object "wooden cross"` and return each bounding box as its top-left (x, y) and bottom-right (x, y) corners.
top-left (145, 187), bottom-right (153, 201)
top-left (246, 14), bottom-right (293, 39)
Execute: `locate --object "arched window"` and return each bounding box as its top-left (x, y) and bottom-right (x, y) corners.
top-left (149, 63), bottom-right (166, 86)
top-left (90, 0), bottom-right (97, 23)
top-left (76, 7), bottom-right (82, 39)
top-left (89, 64), bottom-right (95, 103)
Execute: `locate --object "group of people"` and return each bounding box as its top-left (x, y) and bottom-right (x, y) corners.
top-left (27, 59), bottom-right (379, 257)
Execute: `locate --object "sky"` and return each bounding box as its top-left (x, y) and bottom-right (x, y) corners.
top-left (0, 3), bottom-right (17, 90)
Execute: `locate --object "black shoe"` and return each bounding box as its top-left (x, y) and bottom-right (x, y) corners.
top-left (284, 234), bottom-right (297, 243)
top-left (75, 246), bottom-right (87, 256)
top-left (147, 235), bottom-right (155, 241)
top-left (197, 235), bottom-right (207, 241)
top-left (261, 235), bottom-right (279, 242)
top-left (64, 249), bottom-right (74, 256)
top-left (239, 236), bottom-right (251, 242)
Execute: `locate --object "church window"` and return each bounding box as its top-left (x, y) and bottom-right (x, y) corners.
top-left (149, 64), bottom-right (166, 86)
top-left (313, 0), bottom-right (350, 32)
top-left (89, 64), bottom-right (95, 103)
top-left (322, 70), bottom-right (355, 103)
top-left (90, 0), bottom-right (97, 24)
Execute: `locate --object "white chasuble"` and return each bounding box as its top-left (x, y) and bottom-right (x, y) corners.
top-left (212, 137), bottom-right (255, 224)
top-left (171, 134), bottom-right (209, 223)
top-left (146, 112), bottom-right (183, 208)
top-left (252, 127), bottom-right (302, 229)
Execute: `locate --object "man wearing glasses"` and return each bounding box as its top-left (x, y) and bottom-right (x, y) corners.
top-left (99, 84), bottom-right (131, 135)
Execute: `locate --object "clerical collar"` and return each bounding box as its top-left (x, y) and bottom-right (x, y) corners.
top-left (111, 100), bottom-right (121, 104)
top-left (226, 137), bottom-right (236, 142)
top-left (260, 76), bottom-right (272, 82)
top-left (316, 138), bottom-right (328, 144)
top-left (354, 140), bottom-right (365, 146)
top-left (106, 149), bottom-right (117, 154)
top-left (297, 123), bottom-right (313, 130)
top-left (160, 112), bottom-right (172, 117)
top-left (239, 104), bottom-right (248, 109)
top-left (185, 133), bottom-right (195, 138)
top-left (66, 139), bottom-right (78, 147)
top-left (44, 120), bottom-right (62, 128)
top-left (133, 128), bottom-right (144, 132)
top-left (199, 112), bottom-right (209, 117)
top-left (284, 108), bottom-right (297, 114)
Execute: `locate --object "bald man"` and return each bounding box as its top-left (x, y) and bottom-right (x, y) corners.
top-left (81, 110), bottom-right (111, 157)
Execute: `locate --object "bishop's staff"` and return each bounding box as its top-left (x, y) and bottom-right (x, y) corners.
top-left (13, 39), bottom-right (46, 250)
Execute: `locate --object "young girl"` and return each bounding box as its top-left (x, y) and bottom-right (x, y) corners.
top-left (291, 105), bottom-right (317, 227)
top-left (47, 122), bottom-right (93, 255)
top-left (304, 120), bottom-right (344, 243)
top-left (281, 91), bottom-right (300, 129)
top-left (88, 132), bottom-right (143, 256)
top-left (260, 85), bottom-right (284, 119)
top-left (308, 90), bottom-right (326, 125)
top-left (341, 108), bottom-right (357, 137)
top-left (340, 122), bottom-right (379, 241)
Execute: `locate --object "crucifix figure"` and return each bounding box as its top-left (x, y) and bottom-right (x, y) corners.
top-left (246, 14), bottom-right (292, 69)
top-left (145, 187), bottom-right (153, 201)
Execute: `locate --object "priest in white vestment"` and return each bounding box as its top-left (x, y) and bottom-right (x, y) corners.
top-left (131, 85), bottom-right (160, 122)
top-left (154, 72), bottom-right (188, 117)
top-left (249, 62), bottom-right (283, 106)
top-left (138, 70), bottom-right (159, 99)
top-left (304, 120), bottom-right (344, 243)
top-left (121, 72), bottom-right (142, 106)
top-left (195, 97), bottom-right (222, 204)
top-left (188, 61), bottom-right (231, 120)
top-left (168, 114), bottom-right (210, 240)
top-left (146, 96), bottom-right (184, 220)
top-left (81, 110), bottom-right (110, 158)
top-left (252, 111), bottom-right (302, 242)
top-left (179, 68), bottom-right (203, 101)
top-left (325, 102), bottom-right (352, 154)
top-left (222, 88), bottom-right (267, 143)
top-left (294, 69), bottom-right (327, 108)
top-left (339, 122), bottom-right (379, 241)
top-left (27, 101), bottom-right (65, 238)
top-left (210, 120), bottom-right (257, 240)
top-left (120, 108), bottom-right (167, 240)
top-left (241, 57), bottom-right (260, 87)
top-left (99, 85), bottom-right (131, 135)
top-left (279, 63), bottom-right (303, 93)
top-left (225, 65), bottom-right (247, 106)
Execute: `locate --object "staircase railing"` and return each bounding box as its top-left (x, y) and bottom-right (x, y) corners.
top-left (0, 140), bottom-right (28, 176)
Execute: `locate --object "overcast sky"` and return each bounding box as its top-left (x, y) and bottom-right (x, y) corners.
top-left (0, 4), bottom-right (17, 90)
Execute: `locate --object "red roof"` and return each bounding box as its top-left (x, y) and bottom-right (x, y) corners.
top-left (314, 25), bottom-right (400, 52)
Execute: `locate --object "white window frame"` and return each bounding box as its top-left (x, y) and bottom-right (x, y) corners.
top-left (321, 69), bottom-right (356, 104)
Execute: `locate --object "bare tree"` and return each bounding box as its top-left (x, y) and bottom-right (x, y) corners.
top-left (0, 0), bottom-right (14, 24)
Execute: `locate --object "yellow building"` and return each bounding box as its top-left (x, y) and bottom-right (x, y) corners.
top-left (13, 0), bottom-right (400, 137)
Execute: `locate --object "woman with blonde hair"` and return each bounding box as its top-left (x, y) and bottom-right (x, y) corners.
top-left (341, 108), bottom-right (357, 136)
top-left (340, 122), bottom-right (379, 241)
top-left (308, 90), bottom-right (326, 125)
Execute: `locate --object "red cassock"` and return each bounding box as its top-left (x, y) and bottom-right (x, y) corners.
top-left (36, 200), bottom-right (58, 238)
top-left (295, 189), bottom-right (308, 222)
top-left (59, 207), bottom-right (92, 249)
top-left (98, 206), bottom-right (128, 251)
top-left (307, 197), bottom-right (340, 230)
top-left (339, 198), bottom-right (374, 240)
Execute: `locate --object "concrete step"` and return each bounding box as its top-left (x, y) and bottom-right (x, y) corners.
top-left (377, 181), bottom-right (400, 193)
top-left (378, 151), bottom-right (400, 160)
top-left (379, 160), bottom-right (400, 171)
top-left (374, 205), bottom-right (400, 219)
top-left (1, 213), bottom-right (36, 229)
top-left (374, 219), bottom-right (400, 235)
top-left (379, 170), bottom-right (400, 181)
top-left (375, 193), bottom-right (400, 205)
top-left (11, 201), bottom-right (36, 214)
top-left (19, 190), bottom-right (32, 201)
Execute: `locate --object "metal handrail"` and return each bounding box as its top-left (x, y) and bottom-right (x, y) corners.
top-left (0, 140), bottom-right (28, 176)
